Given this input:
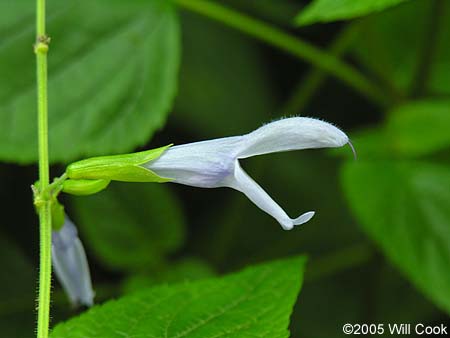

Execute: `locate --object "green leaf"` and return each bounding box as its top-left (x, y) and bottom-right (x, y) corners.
top-left (387, 100), bottom-right (450, 157)
top-left (51, 256), bottom-right (307, 338)
top-left (296, 0), bottom-right (411, 25)
top-left (342, 161), bottom-right (450, 314)
top-left (72, 182), bottom-right (185, 271)
top-left (0, 0), bottom-right (179, 163)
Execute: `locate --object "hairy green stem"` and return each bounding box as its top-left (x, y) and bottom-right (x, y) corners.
top-left (36, 203), bottom-right (51, 338)
top-left (175, 0), bottom-right (390, 107)
top-left (35, 0), bottom-right (52, 337)
top-left (36, 0), bottom-right (46, 35)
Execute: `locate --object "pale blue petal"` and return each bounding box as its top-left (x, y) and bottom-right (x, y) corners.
top-left (237, 117), bottom-right (349, 159)
top-left (144, 117), bottom-right (349, 229)
top-left (223, 160), bottom-right (315, 230)
top-left (146, 136), bottom-right (243, 188)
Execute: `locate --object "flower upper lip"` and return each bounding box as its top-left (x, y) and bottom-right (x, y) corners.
top-left (145, 117), bottom-right (351, 230)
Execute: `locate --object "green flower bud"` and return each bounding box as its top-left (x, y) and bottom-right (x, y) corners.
top-left (62, 179), bottom-right (110, 196)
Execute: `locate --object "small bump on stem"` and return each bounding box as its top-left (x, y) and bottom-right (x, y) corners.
top-left (34, 35), bottom-right (50, 54)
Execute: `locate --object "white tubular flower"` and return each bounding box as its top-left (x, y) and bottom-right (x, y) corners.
top-left (145, 117), bottom-right (352, 230)
top-left (52, 216), bottom-right (94, 307)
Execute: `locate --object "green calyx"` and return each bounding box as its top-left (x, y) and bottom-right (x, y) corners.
top-left (66, 145), bottom-right (172, 183)
top-left (62, 179), bottom-right (110, 196)
top-left (33, 145), bottom-right (172, 228)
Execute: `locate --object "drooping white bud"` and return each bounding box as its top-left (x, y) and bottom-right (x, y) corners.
top-left (52, 216), bottom-right (94, 307)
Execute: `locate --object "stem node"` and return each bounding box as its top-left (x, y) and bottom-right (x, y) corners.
top-left (34, 35), bottom-right (50, 54)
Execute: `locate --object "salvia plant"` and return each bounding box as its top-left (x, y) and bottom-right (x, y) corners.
top-left (1, 0), bottom-right (449, 337)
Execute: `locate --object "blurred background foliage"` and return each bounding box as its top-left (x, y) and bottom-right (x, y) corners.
top-left (1, 0), bottom-right (449, 336)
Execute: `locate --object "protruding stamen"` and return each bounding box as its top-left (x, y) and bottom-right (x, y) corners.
top-left (348, 140), bottom-right (357, 160)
